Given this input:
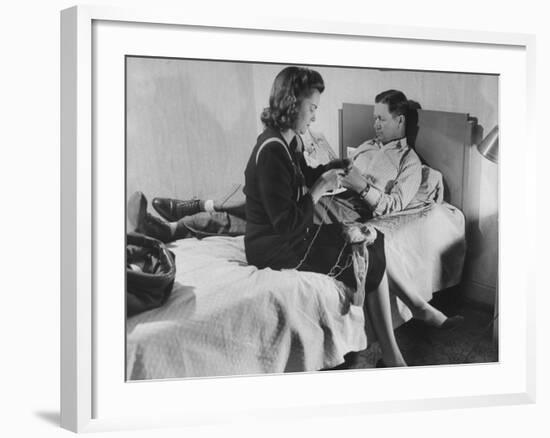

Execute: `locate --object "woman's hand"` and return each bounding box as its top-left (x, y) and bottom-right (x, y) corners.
top-left (324, 158), bottom-right (352, 173)
top-left (340, 165), bottom-right (367, 193)
top-left (309, 168), bottom-right (346, 203)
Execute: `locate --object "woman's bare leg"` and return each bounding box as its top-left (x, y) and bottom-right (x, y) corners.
top-left (390, 278), bottom-right (448, 327)
top-left (365, 273), bottom-right (407, 367)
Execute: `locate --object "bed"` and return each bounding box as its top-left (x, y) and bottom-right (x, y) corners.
top-left (126, 104), bottom-right (474, 380)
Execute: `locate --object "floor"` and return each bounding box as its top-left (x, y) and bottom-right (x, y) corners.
top-left (337, 289), bottom-right (498, 369)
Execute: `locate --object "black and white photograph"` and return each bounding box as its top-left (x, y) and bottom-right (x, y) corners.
top-left (3, 0), bottom-right (544, 435)
top-left (124, 57), bottom-right (499, 380)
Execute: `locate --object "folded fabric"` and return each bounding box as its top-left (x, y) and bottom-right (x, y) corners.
top-left (408, 164), bottom-right (444, 207)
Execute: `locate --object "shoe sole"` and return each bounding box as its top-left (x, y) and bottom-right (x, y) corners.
top-left (127, 191), bottom-right (147, 231)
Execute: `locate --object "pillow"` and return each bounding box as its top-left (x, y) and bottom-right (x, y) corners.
top-left (301, 130), bottom-right (337, 167)
top-left (346, 146), bottom-right (358, 159)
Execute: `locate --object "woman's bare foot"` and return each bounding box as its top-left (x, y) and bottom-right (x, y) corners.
top-left (413, 304), bottom-right (464, 329)
top-left (439, 315), bottom-right (465, 330)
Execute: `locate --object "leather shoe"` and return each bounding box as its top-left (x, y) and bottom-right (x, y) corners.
top-left (139, 213), bottom-right (173, 243)
top-left (153, 197), bottom-right (202, 222)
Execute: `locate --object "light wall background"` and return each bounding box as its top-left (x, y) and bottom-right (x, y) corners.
top-left (127, 57), bottom-right (498, 306)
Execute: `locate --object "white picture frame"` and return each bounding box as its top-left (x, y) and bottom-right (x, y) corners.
top-left (60, 5), bottom-right (536, 433)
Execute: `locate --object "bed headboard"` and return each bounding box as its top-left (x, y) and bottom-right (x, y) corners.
top-left (338, 103), bottom-right (476, 211)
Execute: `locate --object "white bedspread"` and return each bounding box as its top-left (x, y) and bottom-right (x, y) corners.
top-left (126, 236), bottom-right (366, 380)
top-left (371, 202), bottom-right (466, 326)
top-left (126, 202), bottom-right (465, 380)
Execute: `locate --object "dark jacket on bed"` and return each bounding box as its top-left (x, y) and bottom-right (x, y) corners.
top-left (244, 128), bottom-right (326, 269)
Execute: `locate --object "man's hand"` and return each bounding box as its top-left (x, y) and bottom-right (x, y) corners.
top-left (310, 168), bottom-right (347, 203)
top-left (341, 165), bottom-right (367, 193)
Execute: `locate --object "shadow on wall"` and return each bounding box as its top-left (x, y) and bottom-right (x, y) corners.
top-left (406, 100), bottom-right (421, 150)
top-left (34, 411), bottom-right (59, 427)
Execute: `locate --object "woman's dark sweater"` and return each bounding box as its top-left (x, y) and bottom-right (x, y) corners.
top-left (243, 128), bottom-right (326, 269)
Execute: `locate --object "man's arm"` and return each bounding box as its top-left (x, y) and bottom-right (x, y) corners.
top-left (341, 148), bottom-right (422, 216)
top-left (370, 152), bottom-right (422, 216)
top-left (369, 157), bottom-right (422, 216)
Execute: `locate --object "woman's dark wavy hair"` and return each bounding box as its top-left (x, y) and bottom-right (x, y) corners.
top-left (261, 66), bottom-right (325, 131)
top-left (375, 89), bottom-right (422, 147)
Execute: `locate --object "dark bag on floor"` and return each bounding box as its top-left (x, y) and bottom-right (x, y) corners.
top-left (126, 233), bottom-right (176, 317)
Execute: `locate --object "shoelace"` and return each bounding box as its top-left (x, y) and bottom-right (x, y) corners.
top-left (177, 198), bottom-right (201, 210)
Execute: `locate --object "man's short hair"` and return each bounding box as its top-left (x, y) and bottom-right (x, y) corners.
top-left (375, 89), bottom-right (409, 118)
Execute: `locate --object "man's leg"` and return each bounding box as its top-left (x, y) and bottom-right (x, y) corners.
top-left (152, 183), bottom-right (246, 222)
top-left (182, 211), bottom-right (246, 238)
top-left (212, 183), bottom-right (246, 219)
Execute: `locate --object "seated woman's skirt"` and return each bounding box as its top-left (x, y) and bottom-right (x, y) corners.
top-left (299, 223), bottom-right (386, 294)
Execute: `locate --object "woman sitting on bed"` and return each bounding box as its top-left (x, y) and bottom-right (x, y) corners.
top-left (242, 66), bottom-right (411, 367)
